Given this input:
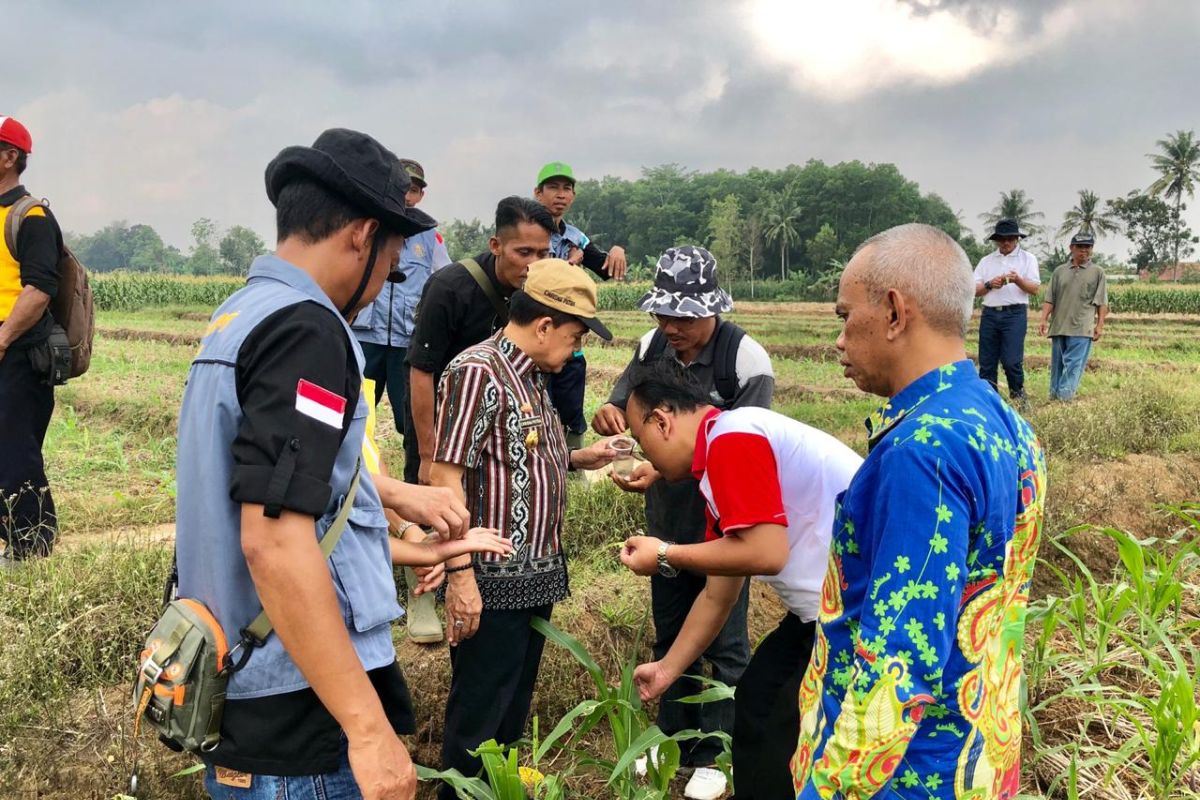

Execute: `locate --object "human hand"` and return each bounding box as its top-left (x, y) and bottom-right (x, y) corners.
top-left (391, 483), bottom-right (468, 539)
top-left (1005, 270), bottom-right (1020, 284)
top-left (591, 403), bottom-right (628, 436)
top-left (611, 461), bottom-right (660, 494)
top-left (410, 562), bottom-right (445, 596)
top-left (347, 728), bottom-right (417, 800)
top-left (566, 245), bottom-right (584, 266)
top-left (620, 535), bottom-right (664, 577)
top-left (1038, 320), bottom-right (1048, 337)
top-left (989, 276), bottom-right (1005, 290)
top-left (571, 438), bottom-right (619, 471)
top-left (604, 246), bottom-right (628, 280)
top-left (633, 660), bottom-right (677, 702)
top-left (445, 571), bottom-right (482, 645)
top-left (1093, 327), bottom-right (1103, 342)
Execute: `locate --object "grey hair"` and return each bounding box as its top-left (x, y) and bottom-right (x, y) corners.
top-left (852, 223), bottom-right (974, 337)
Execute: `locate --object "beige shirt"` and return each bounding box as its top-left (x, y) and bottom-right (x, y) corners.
top-left (1045, 260), bottom-right (1108, 337)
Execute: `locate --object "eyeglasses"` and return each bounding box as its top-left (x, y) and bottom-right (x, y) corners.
top-left (651, 313), bottom-right (702, 326)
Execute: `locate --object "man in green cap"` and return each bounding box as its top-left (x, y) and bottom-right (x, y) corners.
top-left (534, 161), bottom-right (627, 448)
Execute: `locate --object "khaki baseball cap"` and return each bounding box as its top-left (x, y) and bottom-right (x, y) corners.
top-left (523, 259), bottom-right (613, 340)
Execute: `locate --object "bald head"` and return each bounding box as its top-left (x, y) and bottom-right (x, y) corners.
top-left (848, 223), bottom-right (974, 338)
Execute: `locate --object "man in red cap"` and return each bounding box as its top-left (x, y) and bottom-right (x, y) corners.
top-left (0, 116), bottom-right (65, 565)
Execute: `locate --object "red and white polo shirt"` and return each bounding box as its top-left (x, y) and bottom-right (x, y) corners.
top-left (691, 407), bottom-right (863, 620)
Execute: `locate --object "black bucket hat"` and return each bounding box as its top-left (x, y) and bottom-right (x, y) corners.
top-left (988, 219), bottom-right (1028, 240)
top-left (265, 128), bottom-right (436, 236)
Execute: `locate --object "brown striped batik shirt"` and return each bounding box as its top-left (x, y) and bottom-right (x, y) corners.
top-left (434, 331), bottom-right (571, 610)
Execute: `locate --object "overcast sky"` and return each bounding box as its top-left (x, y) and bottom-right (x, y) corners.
top-left (10, 0), bottom-right (1199, 259)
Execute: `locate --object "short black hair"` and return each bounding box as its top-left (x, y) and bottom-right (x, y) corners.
top-left (626, 357), bottom-right (709, 419)
top-left (508, 289), bottom-right (581, 329)
top-left (494, 195), bottom-right (555, 239)
top-left (1, 144), bottom-right (27, 176)
top-left (275, 178), bottom-right (405, 243)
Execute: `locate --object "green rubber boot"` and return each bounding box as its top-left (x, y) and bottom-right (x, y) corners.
top-left (404, 567), bottom-right (444, 644)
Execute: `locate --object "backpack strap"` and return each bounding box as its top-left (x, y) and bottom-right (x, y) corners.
top-left (712, 320), bottom-right (746, 404)
top-left (3, 196), bottom-right (46, 259)
top-left (461, 258), bottom-right (508, 324)
top-left (228, 463), bottom-right (363, 670)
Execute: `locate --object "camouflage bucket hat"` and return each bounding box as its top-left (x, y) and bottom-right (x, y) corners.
top-left (638, 245), bottom-right (733, 318)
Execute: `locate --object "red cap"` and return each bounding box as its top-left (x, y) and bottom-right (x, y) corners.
top-left (0, 116), bottom-right (33, 154)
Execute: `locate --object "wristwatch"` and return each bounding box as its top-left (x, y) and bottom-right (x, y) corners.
top-left (657, 541), bottom-right (678, 578)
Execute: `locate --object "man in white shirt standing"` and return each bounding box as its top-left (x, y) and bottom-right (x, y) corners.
top-left (973, 219), bottom-right (1040, 408)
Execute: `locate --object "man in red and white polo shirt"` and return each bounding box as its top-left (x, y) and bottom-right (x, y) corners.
top-left (619, 358), bottom-right (861, 800)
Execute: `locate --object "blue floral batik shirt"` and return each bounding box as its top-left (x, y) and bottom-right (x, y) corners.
top-left (793, 361), bottom-right (1047, 800)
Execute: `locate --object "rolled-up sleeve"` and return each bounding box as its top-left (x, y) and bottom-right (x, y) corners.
top-left (230, 302), bottom-right (358, 518)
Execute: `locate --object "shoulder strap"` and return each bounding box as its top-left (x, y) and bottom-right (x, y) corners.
top-left (712, 320), bottom-right (746, 403)
top-left (642, 328), bottom-right (669, 362)
top-left (461, 258), bottom-right (508, 323)
top-left (4, 196), bottom-right (45, 259)
top-left (241, 464), bottom-right (362, 645)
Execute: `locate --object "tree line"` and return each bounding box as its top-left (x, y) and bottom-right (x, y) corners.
top-left (68, 129), bottom-right (1198, 283)
top-left (67, 217), bottom-right (266, 275)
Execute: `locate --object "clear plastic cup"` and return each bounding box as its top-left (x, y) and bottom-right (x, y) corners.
top-left (609, 436), bottom-right (636, 479)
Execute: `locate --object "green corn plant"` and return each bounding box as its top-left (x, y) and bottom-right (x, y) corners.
top-left (1101, 624), bottom-right (1200, 800)
top-left (1099, 525), bottom-right (1199, 647)
top-left (530, 615), bottom-right (732, 799)
top-left (1044, 527), bottom-right (1134, 667)
top-left (417, 739), bottom-right (565, 800)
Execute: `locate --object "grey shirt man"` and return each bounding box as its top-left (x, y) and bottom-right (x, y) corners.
top-left (1045, 260), bottom-right (1108, 337)
top-left (607, 326), bottom-right (774, 538)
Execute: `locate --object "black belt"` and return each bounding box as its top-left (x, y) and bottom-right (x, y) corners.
top-left (983, 304), bottom-right (1027, 312)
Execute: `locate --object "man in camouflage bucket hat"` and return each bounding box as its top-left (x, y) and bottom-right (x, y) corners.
top-left (638, 245), bottom-right (734, 318)
top-left (594, 245), bottom-right (774, 800)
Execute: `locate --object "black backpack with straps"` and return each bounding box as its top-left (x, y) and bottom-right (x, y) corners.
top-left (642, 319), bottom-right (745, 404)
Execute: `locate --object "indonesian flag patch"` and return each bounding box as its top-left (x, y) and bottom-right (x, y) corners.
top-left (295, 379), bottom-right (346, 428)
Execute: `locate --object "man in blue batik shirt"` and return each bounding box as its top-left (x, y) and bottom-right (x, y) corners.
top-left (793, 224), bottom-right (1046, 800)
top-left (352, 159), bottom-right (450, 482)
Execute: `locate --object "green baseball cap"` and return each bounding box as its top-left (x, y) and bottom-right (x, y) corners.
top-left (537, 161), bottom-right (575, 187)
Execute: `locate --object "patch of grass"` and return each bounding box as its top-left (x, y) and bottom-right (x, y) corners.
top-left (1031, 380), bottom-right (1199, 462)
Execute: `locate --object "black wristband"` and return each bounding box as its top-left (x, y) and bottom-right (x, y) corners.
top-left (444, 562), bottom-right (474, 573)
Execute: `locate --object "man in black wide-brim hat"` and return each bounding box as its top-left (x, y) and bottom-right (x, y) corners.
top-left (173, 128), bottom-right (470, 800)
top-left (972, 218), bottom-right (1041, 408)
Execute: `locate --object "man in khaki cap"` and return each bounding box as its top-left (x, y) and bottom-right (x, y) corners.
top-left (430, 258), bottom-right (616, 797)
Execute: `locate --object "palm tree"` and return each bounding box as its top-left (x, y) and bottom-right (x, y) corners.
top-left (1147, 129), bottom-right (1200, 268)
top-left (979, 189), bottom-right (1045, 238)
top-left (1058, 189), bottom-right (1121, 239)
top-left (763, 198), bottom-right (802, 280)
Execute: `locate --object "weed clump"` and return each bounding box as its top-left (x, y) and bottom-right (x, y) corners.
top-left (1033, 381), bottom-right (1197, 462)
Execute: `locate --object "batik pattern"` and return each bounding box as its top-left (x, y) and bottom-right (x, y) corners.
top-left (793, 361), bottom-right (1046, 799)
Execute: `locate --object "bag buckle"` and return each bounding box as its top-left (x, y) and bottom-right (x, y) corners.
top-left (139, 657), bottom-right (165, 686)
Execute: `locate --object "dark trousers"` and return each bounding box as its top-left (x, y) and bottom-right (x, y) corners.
top-left (361, 342), bottom-right (421, 483)
top-left (652, 571), bottom-right (750, 766)
top-left (731, 612), bottom-right (815, 800)
top-left (547, 353), bottom-right (587, 436)
top-left (977, 305), bottom-right (1027, 398)
top-left (0, 346), bottom-right (57, 558)
top-left (440, 605), bottom-right (552, 800)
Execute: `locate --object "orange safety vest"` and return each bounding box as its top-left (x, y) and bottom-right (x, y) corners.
top-left (0, 201), bottom-right (45, 320)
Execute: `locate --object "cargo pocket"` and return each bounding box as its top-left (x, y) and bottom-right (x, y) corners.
top-left (325, 497), bottom-right (402, 634)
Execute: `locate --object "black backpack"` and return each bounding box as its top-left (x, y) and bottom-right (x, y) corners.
top-left (642, 319), bottom-right (745, 404)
